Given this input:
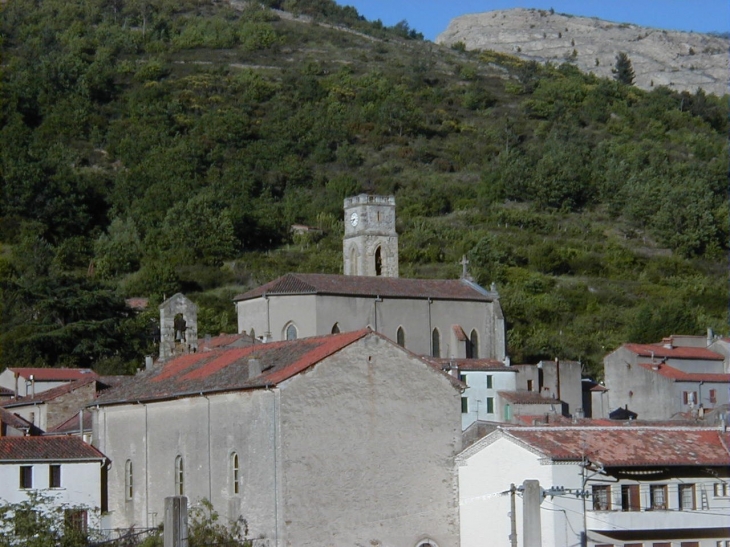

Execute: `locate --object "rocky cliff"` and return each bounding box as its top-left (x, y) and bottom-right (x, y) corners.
top-left (436, 8), bottom-right (728, 96)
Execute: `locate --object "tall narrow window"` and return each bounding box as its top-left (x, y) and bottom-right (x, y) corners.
top-left (19, 466), bottom-right (32, 489)
top-left (431, 328), bottom-right (440, 358)
top-left (621, 484), bottom-right (640, 511)
top-left (285, 323), bottom-right (297, 341)
top-left (650, 485), bottom-right (667, 510)
top-left (709, 389), bottom-right (717, 404)
top-left (375, 246), bottom-right (383, 276)
top-left (49, 465), bottom-right (61, 488)
top-left (231, 453), bottom-right (240, 495)
top-left (125, 460), bottom-right (133, 500)
top-left (469, 330), bottom-right (479, 358)
top-left (592, 485), bottom-right (611, 510)
top-left (678, 484), bottom-right (695, 510)
top-left (486, 397), bottom-right (494, 413)
top-left (396, 327), bottom-right (405, 347)
top-left (64, 509), bottom-right (88, 535)
top-left (174, 456), bottom-right (184, 496)
top-left (350, 247), bottom-right (358, 275)
top-left (461, 397), bottom-right (468, 413)
top-left (486, 375), bottom-right (493, 389)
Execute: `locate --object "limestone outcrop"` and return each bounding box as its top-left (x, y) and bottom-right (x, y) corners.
top-left (436, 8), bottom-right (728, 96)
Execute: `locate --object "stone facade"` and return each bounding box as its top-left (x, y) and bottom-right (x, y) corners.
top-left (158, 293), bottom-right (198, 360)
top-left (92, 332), bottom-right (462, 546)
top-left (343, 194), bottom-right (398, 277)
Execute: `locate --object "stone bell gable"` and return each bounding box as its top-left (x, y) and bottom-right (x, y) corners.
top-left (158, 293), bottom-right (198, 361)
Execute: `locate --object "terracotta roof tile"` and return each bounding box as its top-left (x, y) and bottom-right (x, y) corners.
top-left (0, 408), bottom-right (35, 431)
top-left (428, 358), bottom-right (515, 372)
top-left (498, 391), bottom-right (562, 404)
top-left (6, 368), bottom-right (98, 382)
top-left (234, 273), bottom-right (494, 302)
top-left (2, 377), bottom-right (97, 408)
top-left (48, 411), bottom-right (93, 434)
top-left (94, 330), bottom-right (372, 405)
top-left (0, 436), bottom-right (106, 461)
top-left (638, 363), bottom-right (730, 383)
top-left (623, 343), bottom-right (724, 361)
top-left (0, 387), bottom-right (13, 396)
top-left (503, 426), bottom-right (730, 466)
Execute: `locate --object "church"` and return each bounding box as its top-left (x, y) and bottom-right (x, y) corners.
top-left (235, 194), bottom-right (507, 361)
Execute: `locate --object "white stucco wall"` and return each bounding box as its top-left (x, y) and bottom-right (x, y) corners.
top-left (460, 370), bottom-right (517, 428)
top-left (277, 335), bottom-right (462, 546)
top-left (0, 461), bottom-right (102, 508)
top-left (0, 370), bottom-right (70, 397)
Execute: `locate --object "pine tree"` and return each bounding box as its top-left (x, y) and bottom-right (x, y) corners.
top-left (612, 52), bottom-right (635, 85)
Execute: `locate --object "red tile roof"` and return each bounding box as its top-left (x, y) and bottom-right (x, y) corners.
top-left (94, 330), bottom-right (374, 405)
top-left (427, 358), bottom-right (515, 372)
top-left (623, 343), bottom-right (724, 361)
top-left (0, 408), bottom-right (35, 431)
top-left (234, 273), bottom-right (495, 303)
top-left (502, 426), bottom-right (730, 466)
top-left (498, 391), bottom-right (562, 404)
top-left (0, 387), bottom-right (13, 396)
top-left (48, 411), bottom-right (93, 435)
top-left (6, 368), bottom-right (98, 382)
top-left (638, 363), bottom-right (730, 383)
top-left (0, 436), bottom-right (106, 461)
top-left (2, 377), bottom-right (97, 408)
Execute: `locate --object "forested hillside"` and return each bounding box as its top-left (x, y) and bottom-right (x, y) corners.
top-left (0, 0), bottom-right (727, 378)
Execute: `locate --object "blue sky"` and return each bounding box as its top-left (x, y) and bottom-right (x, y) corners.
top-left (338, 1), bottom-right (730, 41)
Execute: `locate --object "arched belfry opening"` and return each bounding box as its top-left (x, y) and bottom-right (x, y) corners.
top-left (159, 293), bottom-right (198, 361)
top-left (343, 194), bottom-right (398, 277)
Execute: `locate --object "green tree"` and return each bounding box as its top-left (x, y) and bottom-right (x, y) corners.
top-left (612, 52), bottom-right (635, 85)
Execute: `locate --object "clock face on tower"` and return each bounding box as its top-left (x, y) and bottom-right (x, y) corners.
top-left (350, 212), bottom-right (359, 227)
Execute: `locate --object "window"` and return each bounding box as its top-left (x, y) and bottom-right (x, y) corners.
top-left (461, 397), bottom-right (468, 414)
top-left (592, 485), bottom-right (611, 510)
top-left (709, 389), bottom-right (717, 404)
top-left (396, 327), bottom-right (405, 347)
top-left (231, 453), bottom-right (240, 495)
top-left (653, 543), bottom-right (672, 547)
top-left (19, 466), bottom-right (32, 489)
top-left (125, 460), bottom-right (133, 500)
top-left (486, 375), bottom-right (493, 389)
top-left (682, 391), bottom-right (697, 405)
top-left (527, 379), bottom-right (534, 391)
top-left (486, 397), bottom-right (494, 414)
top-left (331, 323), bottom-right (340, 334)
top-left (679, 484), bottom-right (695, 510)
top-left (466, 330), bottom-right (479, 358)
top-left (715, 483), bottom-right (729, 497)
top-left (64, 509), bottom-right (87, 535)
top-left (431, 328), bottom-right (440, 358)
top-left (459, 373), bottom-right (467, 385)
top-left (49, 465), bottom-right (61, 488)
top-left (503, 404), bottom-right (512, 421)
top-left (650, 485), bottom-right (667, 510)
top-left (621, 484), bottom-right (640, 511)
top-left (680, 543), bottom-right (700, 547)
top-left (375, 246), bottom-right (382, 276)
top-left (174, 456), bottom-right (184, 496)
top-left (285, 323), bottom-right (297, 341)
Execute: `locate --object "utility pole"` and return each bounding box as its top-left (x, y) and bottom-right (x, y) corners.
top-left (523, 480), bottom-right (542, 547)
top-left (509, 483), bottom-right (517, 547)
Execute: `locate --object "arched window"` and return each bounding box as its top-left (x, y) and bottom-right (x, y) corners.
top-left (396, 326), bottom-right (405, 347)
top-left (375, 246), bottom-right (383, 276)
top-left (469, 329), bottom-right (479, 359)
top-left (125, 460), bottom-right (133, 500)
top-left (350, 247), bottom-right (358, 275)
top-left (285, 323), bottom-right (298, 341)
top-left (431, 328), bottom-right (440, 358)
top-left (231, 452), bottom-right (240, 495)
top-left (174, 456), bottom-right (184, 496)
top-left (331, 323), bottom-right (341, 334)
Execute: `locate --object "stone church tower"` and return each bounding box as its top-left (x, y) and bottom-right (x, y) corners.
top-left (343, 194), bottom-right (398, 277)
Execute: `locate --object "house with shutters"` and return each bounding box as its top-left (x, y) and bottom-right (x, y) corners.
top-left (602, 335), bottom-right (730, 420)
top-left (90, 329), bottom-right (462, 547)
top-left (458, 425), bottom-right (730, 547)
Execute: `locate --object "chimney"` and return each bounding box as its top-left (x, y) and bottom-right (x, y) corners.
top-left (707, 327), bottom-right (714, 346)
top-left (30, 375), bottom-right (35, 398)
top-left (145, 355), bottom-right (154, 370)
top-left (248, 358), bottom-right (262, 378)
top-left (662, 337), bottom-right (673, 349)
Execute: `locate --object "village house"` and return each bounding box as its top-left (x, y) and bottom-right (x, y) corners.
top-left (0, 435), bottom-right (109, 529)
top-left (458, 425), bottom-right (730, 547)
top-left (602, 334), bottom-right (730, 420)
top-left (90, 329), bottom-right (462, 546)
top-left (0, 367), bottom-right (98, 399)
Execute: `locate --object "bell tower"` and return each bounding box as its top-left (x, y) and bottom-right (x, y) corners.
top-left (343, 194), bottom-right (398, 277)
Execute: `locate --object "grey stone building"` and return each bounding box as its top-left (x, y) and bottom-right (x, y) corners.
top-left (235, 194), bottom-right (507, 361)
top-left (91, 330), bottom-right (462, 546)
